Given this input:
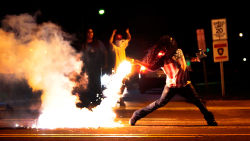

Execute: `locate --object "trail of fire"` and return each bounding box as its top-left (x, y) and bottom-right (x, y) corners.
top-left (36, 61), bottom-right (132, 129)
top-left (0, 13), bottom-right (133, 129)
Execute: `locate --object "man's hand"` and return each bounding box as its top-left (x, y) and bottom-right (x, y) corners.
top-left (125, 28), bottom-right (131, 41)
top-left (110, 29), bottom-right (117, 44)
top-left (125, 28), bottom-right (129, 34)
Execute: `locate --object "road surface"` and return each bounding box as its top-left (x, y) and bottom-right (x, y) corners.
top-left (1, 91), bottom-right (250, 141)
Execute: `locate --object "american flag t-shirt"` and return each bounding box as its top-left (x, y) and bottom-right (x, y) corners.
top-left (162, 49), bottom-right (190, 88)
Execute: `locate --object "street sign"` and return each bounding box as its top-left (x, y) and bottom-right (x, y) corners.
top-left (211, 18), bottom-right (228, 97)
top-left (196, 29), bottom-right (207, 52)
top-left (211, 18), bottom-right (228, 40)
top-left (213, 40), bottom-right (229, 62)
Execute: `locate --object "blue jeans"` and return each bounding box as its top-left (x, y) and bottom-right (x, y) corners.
top-left (131, 83), bottom-right (213, 121)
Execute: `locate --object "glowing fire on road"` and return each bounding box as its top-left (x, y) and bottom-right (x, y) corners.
top-left (0, 13), bottom-right (132, 129)
top-left (36, 61), bottom-right (132, 129)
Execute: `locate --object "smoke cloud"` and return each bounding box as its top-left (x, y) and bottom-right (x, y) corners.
top-left (0, 13), bottom-right (82, 115)
top-left (0, 13), bottom-right (126, 128)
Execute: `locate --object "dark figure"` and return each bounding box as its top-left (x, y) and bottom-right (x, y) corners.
top-left (129, 35), bottom-right (217, 126)
top-left (75, 28), bottom-right (108, 110)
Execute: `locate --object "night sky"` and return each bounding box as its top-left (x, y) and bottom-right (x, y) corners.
top-left (1, 1), bottom-right (249, 66)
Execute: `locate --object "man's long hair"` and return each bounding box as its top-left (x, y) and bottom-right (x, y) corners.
top-left (142, 35), bottom-right (178, 67)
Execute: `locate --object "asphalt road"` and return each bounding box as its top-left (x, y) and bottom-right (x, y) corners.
top-left (1, 91), bottom-right (250, 141)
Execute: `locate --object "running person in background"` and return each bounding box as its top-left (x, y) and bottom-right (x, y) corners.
top-left (129, 35), bottom-right (218, 126)
top-left (109, 28), bottom-right (131, 107)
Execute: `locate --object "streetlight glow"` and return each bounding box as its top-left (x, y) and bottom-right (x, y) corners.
top-left (239, 33), bottom-right (243, 37)
top-left (99, 9), bottom-right (105, 15)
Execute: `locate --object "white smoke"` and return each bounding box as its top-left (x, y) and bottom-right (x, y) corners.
top-left (0, 13), bottom-right (129, 129)
top-left (0, 13), bottom-right (82, 116)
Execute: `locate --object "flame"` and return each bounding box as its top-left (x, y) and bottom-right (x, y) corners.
top-left (157, 51), bottom-right (165, 57)
top-left (0, 13), bottom-right (132, 129)
top-left (36, 61), bottom-right (132, 129)
top-left (140, 66), bottom-right (146, 73)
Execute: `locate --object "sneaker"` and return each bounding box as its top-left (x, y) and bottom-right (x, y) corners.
top-left (207, 120), bottom-right (218, 126)
top-left (204, 111), bottom-right (218, 126)
top-left (129, 118), bottom-right (137, 126)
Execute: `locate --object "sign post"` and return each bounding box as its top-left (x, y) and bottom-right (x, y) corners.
top-left (196, 29), bottom-right (208, 88)
top-left (211, 18), bottom-right (229, 97)
top-left (196, 29), bottom-right (207, 52)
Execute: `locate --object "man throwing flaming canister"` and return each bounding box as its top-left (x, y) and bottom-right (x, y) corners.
top-left (129, 35), bottom-right (218, 126)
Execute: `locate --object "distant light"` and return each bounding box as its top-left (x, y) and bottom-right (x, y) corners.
top-left (15, 123), bottom-right (19, 127)
top-left (243, 57), bottom-right (247, 62)
top-left (239, 33), bottom-right (243, 37)
top-left (186, 60), bottom-right (191, 66)
top-left (99, 9), bottom-right (105, 15)
top-left (206, 48), bottom-right (210, 52)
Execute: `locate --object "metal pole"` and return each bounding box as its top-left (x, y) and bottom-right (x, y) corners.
top-left (202, 59), bottom-right (208, 89)
top-left (220, 62), bottom-right (225, 96)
